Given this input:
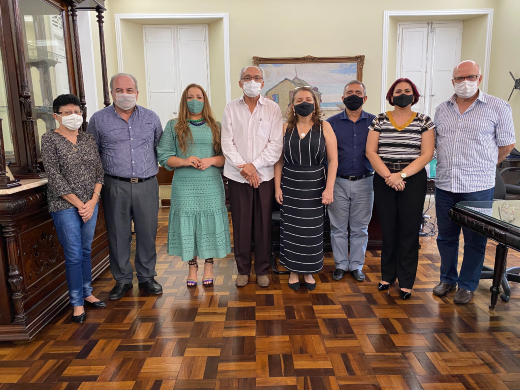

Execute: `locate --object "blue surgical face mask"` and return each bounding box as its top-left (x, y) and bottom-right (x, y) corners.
top-left (187, 99), bottom-right (204, 114)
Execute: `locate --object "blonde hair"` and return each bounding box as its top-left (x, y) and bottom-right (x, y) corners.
top-left (286, 87), bottom-right (322, 133)
top-left (174, 84), bottom-right (221, 155)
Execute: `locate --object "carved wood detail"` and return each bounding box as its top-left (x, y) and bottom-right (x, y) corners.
top-left (2, 224), bottom-right (26, 324)
top-left (69, 3), bottom-right (87, 129)
top-left (96, 6), bottom-right (110, 107)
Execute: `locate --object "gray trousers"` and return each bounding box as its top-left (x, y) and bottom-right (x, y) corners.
top-left (328, 176), bottom-right (374, 271)
top-left (101, 175), bottom-right (159, 284)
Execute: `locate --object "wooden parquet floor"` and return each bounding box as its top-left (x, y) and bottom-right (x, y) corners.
top-left (1, 208), bottom-right (520, 390)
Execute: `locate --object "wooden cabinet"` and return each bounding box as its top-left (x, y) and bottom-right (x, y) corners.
top-left (0, 0), bottom-right (110, 341)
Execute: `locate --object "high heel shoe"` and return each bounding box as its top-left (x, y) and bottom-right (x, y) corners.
top-left (72, 312), bottom-right (86, 324)
top-left (399, 290), bottom-right (412, 300)
top-left (203, 258), bottom-right (214, 287)
top-left (187, 258), bottom-right (198, 287)
top-left (84, 299), bottom-right (106, 309)
top-left (378, 282), bottom-right (391, 291)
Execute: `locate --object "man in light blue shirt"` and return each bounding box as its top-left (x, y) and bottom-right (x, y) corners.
top-left (433, 61), bottom-right (515, 304)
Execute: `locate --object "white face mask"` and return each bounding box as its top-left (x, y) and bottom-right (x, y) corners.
top-left (115, 93), bottom-right (137, 110)
top-left (242, 80), bottom-right (262, 98)
top-left (454, 80), bottom-right (479, 99)
top-left (58, 114), bottom-right (83, 131)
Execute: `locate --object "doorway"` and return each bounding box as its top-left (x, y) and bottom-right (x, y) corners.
top-left (397, 22), bottom-right (462, 117)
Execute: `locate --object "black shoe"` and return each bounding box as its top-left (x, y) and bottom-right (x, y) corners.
top-left (84, 299), bottom-right (106, 309)
top-left (305, 281), bottom-right (317, 291)
top-left (332, 269), bottom-right (346, 281)
top-left (288, 281), bottom-right (300, 291)
top-left (378, 282), bottom-right (391, 291)
top-left (109, 283), bottom-right (133, 300)
top-left (399, 290), bottom-right (412, 300)
top-left (71, 312), bottom-right (86, 324)
top-left (139, 278), bottom-right (163, 295)
top-left (351, 269), bottom-right (365, 282)
top-left (433, 282), bottom-right (457, 297)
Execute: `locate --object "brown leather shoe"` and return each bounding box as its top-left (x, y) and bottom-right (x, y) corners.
top-left (257, 274), bottom-right (270, 287)
top-left (433, 282), bottom-right (457, 297)
top-left (236, 274), bottom-right (249, 287)
top-left (453, 288), bottom-right (474, 304)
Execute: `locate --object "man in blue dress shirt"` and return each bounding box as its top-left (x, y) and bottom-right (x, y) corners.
top-left (434, 61), bottom-right (515, 304)
top-left (88, 73), bottom-right (164, 300)
top-left (326, 81), bottom-right (376, 282)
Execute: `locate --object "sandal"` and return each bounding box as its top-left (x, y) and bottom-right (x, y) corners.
top-left (203, 258), bottom-right (214, 287)
top-left (187, 258), bottom-right (198, 287)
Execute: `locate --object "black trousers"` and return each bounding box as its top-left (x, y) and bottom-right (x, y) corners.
top-left (228, 178), bottom-right (274, 276)
top-left (373, 169), bottom-right (427, 289)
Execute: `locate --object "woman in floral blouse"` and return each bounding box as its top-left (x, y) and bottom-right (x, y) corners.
top-left (41, 94), bottom-right (106, 324)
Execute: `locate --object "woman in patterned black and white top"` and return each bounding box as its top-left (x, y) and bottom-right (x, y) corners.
top-left (366, 78), bottom-right (435, 300)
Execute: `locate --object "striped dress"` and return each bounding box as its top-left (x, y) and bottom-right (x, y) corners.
top-left (280, 122), bottom-right (326, 274)
top-left (370, 111), bottom-right (435, 163)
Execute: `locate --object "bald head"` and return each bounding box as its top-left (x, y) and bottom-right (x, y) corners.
top-left (452, 61), bottom-right (481, 78)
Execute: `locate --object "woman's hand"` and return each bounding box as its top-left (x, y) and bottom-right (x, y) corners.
top-left (385, 173), bottom-right (403, 188)
top-left (79, 199), bottom-right (96, 222)
top-left (197, 158), bottom-right (213, 171)
top-left (185, 156), bottom-right (201, 168)
top-left (275, 188), bottom-right (283, 205)
top-left (322, 188), bottom-right (334, 205)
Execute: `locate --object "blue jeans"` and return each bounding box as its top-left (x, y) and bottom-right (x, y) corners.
top-left (51, 204), bottom-right (99, 307)
top-left (435, 187), bottom-right (494, 291)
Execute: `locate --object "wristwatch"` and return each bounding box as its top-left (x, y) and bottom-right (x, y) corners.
top-left (400, 171), bottom-right (407, 179)
top-left (94, 191), bottom-right (101, 200)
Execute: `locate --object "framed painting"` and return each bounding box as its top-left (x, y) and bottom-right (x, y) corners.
top-left (252, 55), bottom-right (365, 119)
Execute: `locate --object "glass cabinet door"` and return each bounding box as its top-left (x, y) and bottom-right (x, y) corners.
top-left (0, 50), bottom-right (15, 163)
top-left (19, 0), bottom-right (70, 158)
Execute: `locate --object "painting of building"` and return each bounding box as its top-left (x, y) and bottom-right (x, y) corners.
top-left (256, 58), bottom-right (363, 119)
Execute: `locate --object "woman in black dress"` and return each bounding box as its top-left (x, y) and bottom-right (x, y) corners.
top-left (274, 87), bottom-right (338, 291)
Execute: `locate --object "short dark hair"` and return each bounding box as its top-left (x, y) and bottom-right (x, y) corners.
top-left (386, 78), bottom-right (420, 106)
top-left (53, 94), bottom-right (81, 114)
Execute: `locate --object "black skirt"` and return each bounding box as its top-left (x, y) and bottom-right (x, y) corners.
top-left (279, 164), bottom-right (325, 274)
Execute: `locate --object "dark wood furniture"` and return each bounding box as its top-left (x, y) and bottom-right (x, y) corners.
top-left (0, 0), bottom-right (110, 341)
top-left (450, 200), bottom-right (520, 310)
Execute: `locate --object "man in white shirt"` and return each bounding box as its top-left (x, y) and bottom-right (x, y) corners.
top-left (221, 66), bottom-right (283, 287)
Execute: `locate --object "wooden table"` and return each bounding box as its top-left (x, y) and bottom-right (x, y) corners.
top-left (450, 200), bottom-right (520, 309)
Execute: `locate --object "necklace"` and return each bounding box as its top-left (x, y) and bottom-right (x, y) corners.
top-left (188, 118), bottom-right (206, 126)
top-left (300, 132), bottom-right (306, 139)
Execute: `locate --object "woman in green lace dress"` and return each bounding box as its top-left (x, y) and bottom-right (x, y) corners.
top-left (157, 84), bottom-right (231, 287)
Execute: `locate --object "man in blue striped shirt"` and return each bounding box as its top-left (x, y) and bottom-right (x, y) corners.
top-left (433, 60), bottom-right (515, 304)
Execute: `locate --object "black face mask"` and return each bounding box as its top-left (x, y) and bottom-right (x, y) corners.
top-left (294, 101), bottom-right (314, 117)
top-left (343, 95), bottom-right (364, 111)
top-left (392, 93), bottom-right (414, 108)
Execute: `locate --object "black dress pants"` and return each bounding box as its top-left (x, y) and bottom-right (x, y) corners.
top-left (373, 169), bottom-right (427, 289)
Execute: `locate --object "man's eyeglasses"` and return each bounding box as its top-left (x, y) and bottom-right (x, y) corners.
top-left (242, 76), bottom-right (263, 82)
top-left (453, 75), bottom-right (480, 83)
top-left (57, 111), bottom-right (83, 116)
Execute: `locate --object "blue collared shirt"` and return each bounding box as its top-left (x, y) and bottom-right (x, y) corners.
top-left (434, 91), bottom-right (515, 193)
top-left (87, 105), bottom-right (163, 178)
top-left (326, 110), bottom-right (375, 176)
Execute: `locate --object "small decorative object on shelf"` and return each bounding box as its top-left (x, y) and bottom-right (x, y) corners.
top-left (509, 71), bottom-right (520, 101)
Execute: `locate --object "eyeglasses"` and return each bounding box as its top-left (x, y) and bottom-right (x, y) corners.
top-left (57, 110), bottom-right (83, 116)
top-left (453, 75), bottom-right (480, 83)
top-left (242, 76), bottom-right (263, 82)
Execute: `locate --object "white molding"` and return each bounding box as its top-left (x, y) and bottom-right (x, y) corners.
top-left (114, 13), bottom-right (231, 103)
top-left (381, 9), bottom-right (494, 112)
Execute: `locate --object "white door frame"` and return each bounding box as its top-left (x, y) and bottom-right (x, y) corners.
top-left (381, 9), bottom-right (494, 112)
top-left (115, 13), bottom-right (231, 104)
